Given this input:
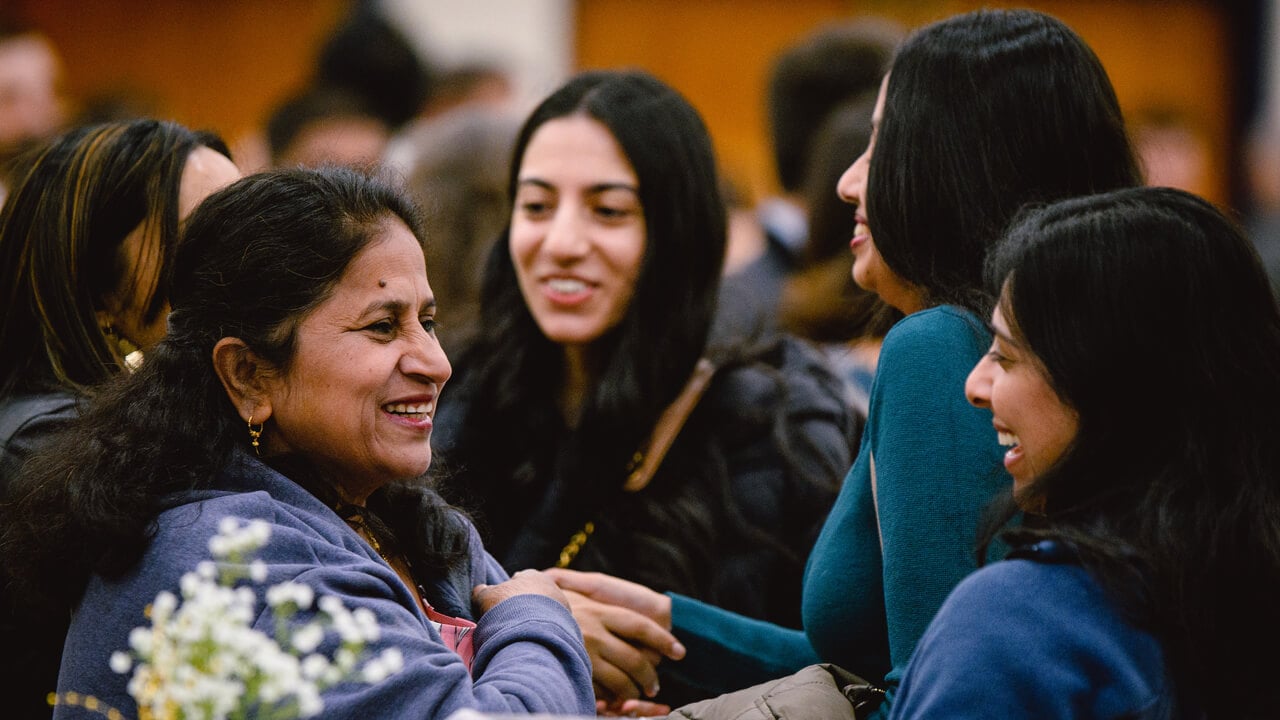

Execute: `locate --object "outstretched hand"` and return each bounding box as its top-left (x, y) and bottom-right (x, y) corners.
top-left (564, 589), bottom-right (684, 700)
top-left (547, 569), bottom-right (685, 707)
top-left (546, 568), bottom-right (674, 627)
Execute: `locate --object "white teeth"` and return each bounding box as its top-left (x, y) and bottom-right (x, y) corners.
top-left (997, 431), bottom-right (1019, 447)
top-left (547, 278), bottom-right (587, 294)
top-left (384, 402), bottom-right (433, 416)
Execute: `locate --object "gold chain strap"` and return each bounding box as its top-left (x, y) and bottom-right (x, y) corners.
top-left (556, 521), bottom-right (596, 568)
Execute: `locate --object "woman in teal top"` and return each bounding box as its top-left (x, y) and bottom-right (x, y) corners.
top-left (552, 9), bottom-right (1142, 716)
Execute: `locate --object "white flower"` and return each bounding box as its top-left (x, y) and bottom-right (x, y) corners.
top-left (106, 521), bottom-right (402, 720)
top-left (127, 626), bottom-right (153, 656)
top-left (301, 653), bottom-right (331, 680)
top-left (218, 516), bottom-right (241, 536)
top-left (152, 590), bottom-right (178, 618)
top-left (361, 656), bottom-right (394, 684)
top-left (292, 623), bottom-right (324, 654)
top-left (362, 646), bottom-right (405, 683)
top-left (267, 581), bottom-right (315, 611)
top-left (298, 685), bottom-right (324, 718)
top-left (381, 647), bottom-right (404, 673)
top-left (208, 534), bottom-right (230, 557)
top-left (109, 651), bottom-right (132, 674)
top-left (352, 607), bottom-right (381, 643)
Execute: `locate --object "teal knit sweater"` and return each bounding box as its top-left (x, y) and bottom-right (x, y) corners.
top-left (666, 306), bottom-right (1010, 716)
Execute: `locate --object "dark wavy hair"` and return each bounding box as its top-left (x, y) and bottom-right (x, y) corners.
top-left (0, 119), bottom-right (230, 397)
top-left (0, 167), bottom-right (469, 610)
top-left (441, 71), bottom-right (831, 609)
top-left (868, 9), bottom-right (1142, 316)
top-left (982, 187), bottom-right (1280, 717)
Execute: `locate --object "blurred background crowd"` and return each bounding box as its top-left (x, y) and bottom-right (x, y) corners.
top-left (5, 3), bottom-right (1280, 716)
top-left (3, 0), bottom-right (1278, 271)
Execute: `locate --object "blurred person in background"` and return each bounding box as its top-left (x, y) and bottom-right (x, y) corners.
top-left (266, 86), bottom-right (390, 169)
top-left (395, 108), bottom-right (521, 352)
top-left (714, 18), bottom-right (901, 343)
top-left (314, 1), bottom-right (434, 134)
top-left (418, 62), bottom-right (515, 122)
top-left (227, 0), bottom-right (432, 174)
top-left (779, 94), bottom-right (901, 427)
top-left (0, 118), bottom-right (238, 717)
top-left (0, 17), bottom-right (66, 205)
top-left (1130, 105), bottom-right (1208, 194)
top-left (1244, 119), bottom-right (1280, 295)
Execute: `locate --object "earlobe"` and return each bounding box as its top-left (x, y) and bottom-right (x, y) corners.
top-left (211, 337), bottom-right (274, 423)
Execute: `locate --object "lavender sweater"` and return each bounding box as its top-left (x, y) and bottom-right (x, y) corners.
top-left (54, 453), bottom-right (595, 719)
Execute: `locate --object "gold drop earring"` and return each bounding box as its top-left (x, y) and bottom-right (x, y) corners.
top-left (247, 414), bottom-right (264, 456)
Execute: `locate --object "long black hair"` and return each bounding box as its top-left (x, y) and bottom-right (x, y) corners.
top-left (0, 167), bottom-right (469, 610)
top-left (443, 69), bottom-right (724, 535)
top-left (439, 71), bottom-right (837, 613)
top-left (868, 9), bottom-right (1142, 316)
top-left (0, 119), bottom-right (229, 397)
top-left (984, 186), bottom-right (1280, 717)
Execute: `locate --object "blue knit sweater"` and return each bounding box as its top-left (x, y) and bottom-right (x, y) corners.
top-left (889, 542), bottom-right (1171, 718)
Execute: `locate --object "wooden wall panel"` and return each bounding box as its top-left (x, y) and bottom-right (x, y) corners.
top-left (576, 0), bottom-right (1232, 205)
top-left (9, 0), bottom-right (348, 167)
top-left (7, 0), bottom-right (1232, 202)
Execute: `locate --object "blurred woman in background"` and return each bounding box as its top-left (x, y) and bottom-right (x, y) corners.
top-left (0, 119), bottom-right (237, 717)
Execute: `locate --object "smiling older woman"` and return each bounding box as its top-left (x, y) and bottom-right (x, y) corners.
top-left (0, 167), bottom-right (594, 718)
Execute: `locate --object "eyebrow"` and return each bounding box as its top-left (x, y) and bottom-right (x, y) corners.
top-left (995, 327), bottom-right (1028, 356)
top-left (358, 297), bottom-right (436, 319)
top-left (983, 317), bottom-right (1020, 347)
top-left (516, 177), bottom-right (639, 195)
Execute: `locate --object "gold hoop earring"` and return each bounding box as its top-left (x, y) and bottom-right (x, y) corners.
top-left (247, 414), bottom-right (263, 456)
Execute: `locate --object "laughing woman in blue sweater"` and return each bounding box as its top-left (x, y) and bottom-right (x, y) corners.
top-left (551, 9), bottom-right (1142, 717)
top-left (891, 187), bottom-right (1280, 719)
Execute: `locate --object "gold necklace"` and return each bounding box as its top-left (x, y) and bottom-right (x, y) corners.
top-left (346, 514), bottom-right (394, 565)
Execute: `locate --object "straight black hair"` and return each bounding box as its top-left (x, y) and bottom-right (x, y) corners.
top-left (0, 120), bottom-right (230, 396)
top-left (448, 70), bottom-right (726, 539)
top-left (868, 9), bottom-right (1141, 316)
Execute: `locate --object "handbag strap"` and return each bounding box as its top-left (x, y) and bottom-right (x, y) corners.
top-left (555, 357), bottom-right (718, 569)
top-left (622, 356), bottom-right (718, 492)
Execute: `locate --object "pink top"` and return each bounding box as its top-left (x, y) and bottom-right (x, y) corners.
top-left (423, 600), bottom-right (477, 670)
